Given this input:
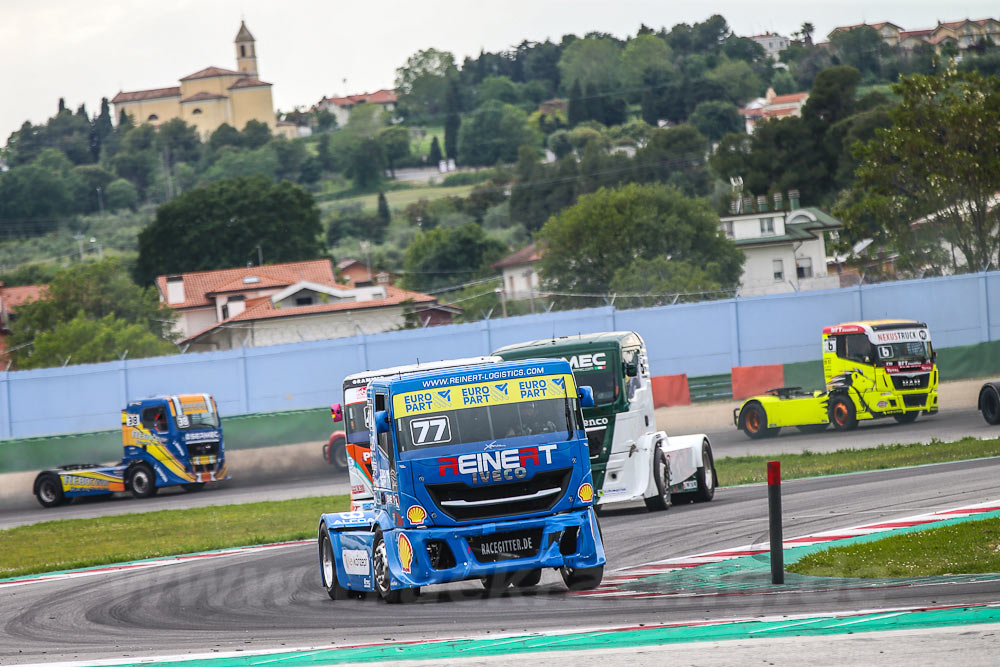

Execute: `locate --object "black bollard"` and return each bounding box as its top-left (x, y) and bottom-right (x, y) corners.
top-left (768, 460), bottom-right (784, 584)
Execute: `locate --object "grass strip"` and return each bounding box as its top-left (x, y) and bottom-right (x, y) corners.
top-left (0, 494), bottom-right (348, 579)
top-left (789, 516), bottom-right (1000, 578)
top-left (716, 436), bottom-right (1000, 486)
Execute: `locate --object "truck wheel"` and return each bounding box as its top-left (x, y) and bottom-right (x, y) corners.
top-left (741, 403), bottom-right (779, 439)
top-left (35, 473), bottom-right (65, 508)
top-left (893, 412), bottom-right (919, 424)
top-left (828, 396), bottom-right (858, 431)
top-left (128, 464), bottom-right (158, 499)
top-left (372, 530), bottom-right (417, 604)
top-left (328, 435), bottom-right (348, 469)
top-left (511, 569), bottom-right (543, 588)
top-left (318, 525), bottom-right (350, 600)
top-left (982, 385), bottom-right (1000, 424)
top-left (560, 565), bottom-right (604, 591)
top-left (643, 449), bottom-right (672, 512)
top-left (692, 441), bottom-right (716, 503)
top-left (480, 572), bottom-right (510, 595)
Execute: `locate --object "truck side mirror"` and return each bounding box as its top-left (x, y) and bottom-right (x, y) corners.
top-left (374, 410), bottom-right (391, 434)
top-left (579, 386), bottom-right (595, 408)
top-left (330, 403), bottom-right (343, 423)
top-left (624, 362), bottom-right (639, 377)
top-left (931, 349), bottom-right (937, 362)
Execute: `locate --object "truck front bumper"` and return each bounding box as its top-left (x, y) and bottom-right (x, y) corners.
top-left (387, 508), bottom-right (604, 589)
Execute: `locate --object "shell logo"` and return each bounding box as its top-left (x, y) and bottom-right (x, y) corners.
top-left (406, 505), bottom-right (427, 525)
top-left (578, 482), bottom-right (594, 503)
top-left (398, 533), bottom-right (414, 574)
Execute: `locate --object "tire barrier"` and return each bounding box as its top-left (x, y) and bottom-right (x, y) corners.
top-left (731, 364), bottom-right (785, 401)
top-left (650, 374), bottom-right (691, 407)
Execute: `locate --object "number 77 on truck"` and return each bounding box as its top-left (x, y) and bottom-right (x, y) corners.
top-left (317, 359), bottom-right (606, 603)
top-left (734, 319), bottom-right (938, 438)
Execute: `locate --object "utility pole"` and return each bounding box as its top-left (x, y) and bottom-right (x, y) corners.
top-left (96, 187), bottom-right (105, 216)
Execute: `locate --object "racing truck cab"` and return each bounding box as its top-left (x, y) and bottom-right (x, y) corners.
top-left (735, 319), bottom-right (938, 438)
top-left (33, 394), bottom-right (227, 508)
top-left (317, 359), bottom-right (606, 602)
top-left (493, 332), bottom-right (716, 509)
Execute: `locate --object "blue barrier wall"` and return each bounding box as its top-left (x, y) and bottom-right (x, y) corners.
top-left (3, 271), bottom-right (999, 439)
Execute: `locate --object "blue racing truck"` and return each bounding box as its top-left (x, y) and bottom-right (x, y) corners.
top-left (317, 359), bottom-right (606, 602)
top-left (33, 394), bottom-right (227, 508)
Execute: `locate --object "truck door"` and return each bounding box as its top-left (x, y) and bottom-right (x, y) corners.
top-left (141, 402), bottom-right (169, 435)
top-left (372, 390), bottom-right (400, 510)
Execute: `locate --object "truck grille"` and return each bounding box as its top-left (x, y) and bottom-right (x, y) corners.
top-left (425, 468), bottom-right (572, 522)
top-left (902, 393), bottom-right (928, 408)
top-left (186, 441), bottom-right (219, 457)
top-left (891, 374), bottom-right (929, 390)
top-left (586, 428), bottom-right (606, 458)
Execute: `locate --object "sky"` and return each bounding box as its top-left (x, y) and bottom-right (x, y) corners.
top-left (2, 0), bottom-right (998, 144)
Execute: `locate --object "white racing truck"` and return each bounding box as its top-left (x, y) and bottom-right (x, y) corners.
top-left (494, 332), bottom-right (716, 510)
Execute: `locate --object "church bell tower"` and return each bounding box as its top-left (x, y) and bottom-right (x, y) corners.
top-left (235, 20), bottom-right (258, 77)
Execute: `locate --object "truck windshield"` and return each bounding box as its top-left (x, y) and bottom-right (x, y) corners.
top-left (176, 411), bottom-right (220, 430)
top-left (876, 341), bottom-right (932, 364)
top-left (395, 397), bottom-right (577, 452)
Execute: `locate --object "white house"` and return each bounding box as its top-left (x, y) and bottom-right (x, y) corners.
top-left (720, 192), bottom-right (843, 296)
top-left (749, 32), bottom-right (790, 60)
top-left (155, 259), bottom-right (457, 352)
top-left (316, 89), bottom-right (398, 127)
top-left (493, 242), bottom-right (542, 300)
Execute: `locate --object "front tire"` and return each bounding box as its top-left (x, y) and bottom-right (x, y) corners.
top-left (372, 530), bottom-right (417, 603)
top-left (319, 525), bottom-right (350, 600)
top-left (128, 463), bottom-right (158, 499)
top-left (693, 441), bottom-right (716, 503)
top-left (828, 395), bottom-right (858, 431)
top-left (511, 569), bottom-right (543, 588)
top-left (560, 565), bottom-right (604, 591)
top-left (35, 473), bottom-right (64, 508)
top-left (983, 385), bottom-right (1000, 424)
top-left (328, 436), bottom-right (348, 469)
top-left (643, 449), bottom-right (672, 511)
top-left (741, 403), bottom-right (780, 439)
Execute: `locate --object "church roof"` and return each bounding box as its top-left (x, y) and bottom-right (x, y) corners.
top-left (180, 66), bottom-right (242, 81)
top-left (111, 86), bottom-right (181, 103)
top-left (235, 20), bottom-right (255, 42)
top-left (229, 77), bottom-right (272, 89)
top-left (181, 91), bottom-right (228, 103)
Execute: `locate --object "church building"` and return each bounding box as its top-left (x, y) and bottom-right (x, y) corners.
top-left (111, 21), bottom-right (297, 138)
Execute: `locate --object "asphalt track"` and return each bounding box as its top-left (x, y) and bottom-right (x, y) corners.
top-left (2, 456), bottom-right (999, 664)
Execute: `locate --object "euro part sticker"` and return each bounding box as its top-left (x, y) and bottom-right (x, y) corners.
top-left (393, 374), bottom-right (575, 416)
top-left (398, 533), bottom-right (413, 574)
top-left (342, 549), bottom-right (370, 576)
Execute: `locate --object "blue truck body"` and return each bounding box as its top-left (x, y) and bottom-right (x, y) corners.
top-left (33, 394), bottom-right (227, 507)
top-left (318, 359), bottom-right (606, 602)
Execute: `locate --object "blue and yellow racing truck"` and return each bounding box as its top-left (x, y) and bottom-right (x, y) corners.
top-left (317, 359), bottom-right (606, 602)
top-left (33, 394), bottom-right (227, 508)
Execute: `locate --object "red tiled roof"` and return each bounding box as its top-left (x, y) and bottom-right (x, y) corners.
top-left (111, 87), bottom-right (181, 103)
top-left (180, 66), bottom-right (241, 81)
top-left (769, 92), bottom-right (808, 105)
top-left (229, 77), bottom-right (272, 89)
top-left (763, 107), bottom-right (799, 118)
top-left (156, 260), bottom-right (337, 310)
top-left (493, 242), bottom-right (542, 269)
top-left (181, 91), bottom-right (227, 103)
top-left (180, 285), bottom-right (439, 343)
top-left (0, 284), bottom-right (45, 309)
top-left (326, 89), bottom-right (397, 107)
top-left (899, 29), bottom-right (933, 38)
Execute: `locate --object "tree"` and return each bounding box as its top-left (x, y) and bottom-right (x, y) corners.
top-left (609, 257), bottom-right (726, 306)
top-left (269, 136), bottom-right (308, 182)
top-left (400, 222), bottom-right (506, 292)
top-left (6, 259), bottom-right (176, 368)
top-left (209, 123), bottom-right (242, 154)
top-left (377, 125), bottom-right (411, 177)
top-left (395, 48), bottom-right (457, 122)
top-left (241, 119), bottom-right (272, 149)
top-left (22, 312), bottom-right (177, 369)
top-left (316, 134), bottom-right (335, 171)
top-left (547, 129), bottom-right (573, 159)
top-left (477, 76), bottom-right (520, 105)
top-left (829, 26), bottom-right (887, 78)
top-left (345, 137), bottom-right (385, 189)
top-left (635, 124), bottom-right (711, 195)
top-left (443, 75), bottom-right (462, 161)
top-left (156, 118), bottom-right (201, 169)
top-left (689, 100), bottom-right (743, 140)
top-left (428, 135), bottom-right (443, 165)
top-left (377, 192), bottom-right (391, 229)
top-left (558, 37), bottom-right (623, 92)
top-left (135, 176), bottom-right (325, 284)
top-left (707, 59), bottom-right (763, 105)
top-left (538, 183), bottom-right (742, 304)
top-left (841, 70), bottom-right (1000, 273)
top-left (105, 178), bottom-right (139, 211)
top-left (456, 101), bottom-right (537, 165)
top-left (0, 164), bottom-right (76, 233)
top-left (620, 34), bottom-right (675, 94)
